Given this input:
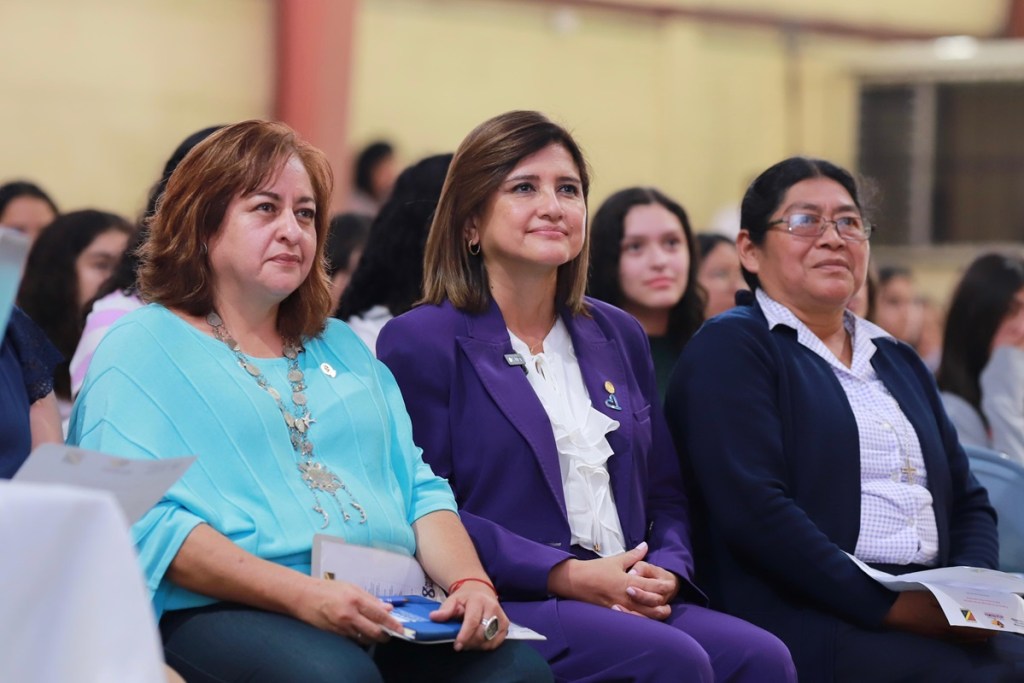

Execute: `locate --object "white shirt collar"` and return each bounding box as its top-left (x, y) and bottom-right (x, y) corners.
top-left (755, 288), bottom-right (893, 378)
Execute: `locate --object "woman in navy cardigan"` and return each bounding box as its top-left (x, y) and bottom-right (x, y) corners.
top-left (378, 111), bottom-right (795, 683)
top-left (666, 156), bottom-right (1024, 682)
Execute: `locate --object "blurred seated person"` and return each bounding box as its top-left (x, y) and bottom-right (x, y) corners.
top-left (68, 121), bottom-right (550, 683)
top-left (846, 265), bottom-right (876, 319)
top-left (337, 154), bottom-right (453, 354)
top-left (348, 140), bottom-right (398, 217)
top-left (0, 180), bottom-right (59, 244)
top-left (379, 111), bottom-right (796, 683)
top-left (325, 213), bottom-right (371, 314)
top-left (70, 126), bottom-right (224, 397)
top-left (589, 187), bottom-right (705, 401)
top-left (667, 156), bottom-right (1024, 682)
top-left (1, 307), bottom-right (62, 477)
top-left (17, 210), bottom-right (133, 420)
top-left (696, 233), bottom-right (746, 320)
top-left (873, 266), bottom-right (920, 345)
top-left (938, 253), bottom-right (1024, 464)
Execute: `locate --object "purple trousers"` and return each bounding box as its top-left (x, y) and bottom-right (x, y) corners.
top-left (504, 598), bottom-right (797, 683)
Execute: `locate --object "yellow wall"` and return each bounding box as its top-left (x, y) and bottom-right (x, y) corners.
top-left (349, 0), bottom-right (1006, 229)
top-left (0, 0), bottom-right (274, 219)
top-left (0, 0), bottom-right (1009, 243)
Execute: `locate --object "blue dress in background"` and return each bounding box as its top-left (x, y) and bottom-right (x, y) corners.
top-left (0, 306), bottom-right (61, 478)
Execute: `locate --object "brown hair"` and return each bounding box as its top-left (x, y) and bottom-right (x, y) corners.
top-left (421, 110), bottom-right (592, 314)
top-left (139, 120), bottom-right (334, 340)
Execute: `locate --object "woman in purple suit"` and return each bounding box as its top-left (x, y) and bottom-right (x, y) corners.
top-left (376, 111), bottom-right (795, 683)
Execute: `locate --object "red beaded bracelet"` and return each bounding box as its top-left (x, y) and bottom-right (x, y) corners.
top-left (447, 577), bottom-right (498, 597)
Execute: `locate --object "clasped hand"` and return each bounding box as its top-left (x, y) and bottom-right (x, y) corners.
top-left (548, 541), bottom-right (680, 620)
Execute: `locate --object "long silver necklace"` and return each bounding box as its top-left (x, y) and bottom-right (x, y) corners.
top-left (207, 312), bottom-right (367, 528)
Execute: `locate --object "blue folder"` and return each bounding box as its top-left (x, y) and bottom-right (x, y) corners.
top-left (387, 596), bottom-right (463, 642)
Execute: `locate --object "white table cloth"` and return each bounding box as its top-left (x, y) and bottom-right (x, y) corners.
top-left (0, 481), bottom-right (166, 683)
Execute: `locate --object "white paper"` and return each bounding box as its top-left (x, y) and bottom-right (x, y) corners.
top-left (847, 552), bottom-right (1024, 634)
top-left (312, 533), bottom-right (442, 599)
top-left (311, 534), bottom-right (546, 641)
top-left (0, 227), bottom-right (30, 333)
top-left (14, 444), bottom-right (195, 525)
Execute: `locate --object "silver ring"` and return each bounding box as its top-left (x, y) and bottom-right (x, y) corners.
top-left (481, 615), bottom-right (499, 641)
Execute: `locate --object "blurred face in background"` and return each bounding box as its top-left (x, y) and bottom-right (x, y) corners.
top-left (991, 287), bottom-right (1024, 352)
top-left (76, 228), bottom-right (130, 309)
top-left (618, 203), bottom-right (689, 318)
top-left (698, 240), bottom-right (746, 318)
top-left (874, 274), bottom-right (919, 344)
top-left (1, 196), bottom-right (57, 243)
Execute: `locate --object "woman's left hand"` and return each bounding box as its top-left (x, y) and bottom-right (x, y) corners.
top-left (615, 561), bottom-right (680, 620)
top-left (431, 582), bottom-right (508, 651)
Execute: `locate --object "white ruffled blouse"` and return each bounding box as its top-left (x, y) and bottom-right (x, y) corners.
top-left (508, 318), bottom-right (625, 557)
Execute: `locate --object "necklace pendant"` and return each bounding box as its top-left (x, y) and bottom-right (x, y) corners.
top-left (295, 415), bottom-right (315, 433)
top-left (299, 460), bottom-right (342, 494)
top-left (313, 503), bottom-right (329, 529)
top-left (351, 502), bottom-right (368, 524)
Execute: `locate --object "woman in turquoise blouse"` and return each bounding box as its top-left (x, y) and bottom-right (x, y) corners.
top-left (68, 121), bottom-right (549, 683)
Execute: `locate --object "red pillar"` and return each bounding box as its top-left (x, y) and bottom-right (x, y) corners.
top-left (274, 0), bottom-right (357, 211)
top-left (1007, 0), bottom-right (1024, 37)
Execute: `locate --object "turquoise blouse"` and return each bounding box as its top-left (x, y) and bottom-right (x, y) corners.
top-left (67, 305), bottom-right (456, 617)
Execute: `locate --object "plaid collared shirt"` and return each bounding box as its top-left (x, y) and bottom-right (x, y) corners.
top-left (757, 289), bottom-right (938, 566)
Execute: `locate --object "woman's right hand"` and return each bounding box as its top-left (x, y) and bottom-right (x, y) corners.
top-left (547, 542), bottom-right (671, 619)
top-left (293, 577), bottom-right (404, 644)
top-left (882, 591), bottom-right (993, 644)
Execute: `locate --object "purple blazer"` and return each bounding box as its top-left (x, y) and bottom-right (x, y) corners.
top-left (377, 297), bottom-right (702, 651)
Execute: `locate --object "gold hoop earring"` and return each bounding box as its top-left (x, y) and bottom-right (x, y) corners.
top-left (468, 241), bottom-right (481, 256)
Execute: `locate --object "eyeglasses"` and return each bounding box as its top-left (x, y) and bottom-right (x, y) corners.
top-left (767, 213), bottom-right (874, 242)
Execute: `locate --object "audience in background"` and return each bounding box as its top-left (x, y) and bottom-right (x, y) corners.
top-left (0, 180), bottom-right (59, 244)
top-left (669, 156), bottom-right (1024, 682)
top-left (938, 253), bottom-right (1024, 464)
top-left (68, 120), bottom-right (548, 683)
top-left (70, 125), bottom-right (224, 397)
top-left (348, 140), bottom-right (398, 217)
top-left (0, 307), bottom-right (62, 477)
top-left (379, 111), bottom-right (796, 683)
top-left (324, 213), bottom-right (371, 314)
top-left (17, 209), bottom-right (133, 418)
top-left (873, 266), bottom-right (920, 345)
top-left (847, 265), bottom-right (876, 319)
top-left (695, 233), bottom-right (746, 320)
top-left (337, 153), bottom-right (453, 354)
top-left (589, 187), bottom-right (704, 401)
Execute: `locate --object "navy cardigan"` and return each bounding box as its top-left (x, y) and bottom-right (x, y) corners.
top-left (665, 299), bottom-right (997, 682)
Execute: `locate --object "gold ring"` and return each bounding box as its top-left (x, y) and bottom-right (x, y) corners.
top-left (481, 615), bottom-right (499, 641)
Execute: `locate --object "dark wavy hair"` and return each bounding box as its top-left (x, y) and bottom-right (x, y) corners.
top-left (17, 209), bottom-right (134, 399)
top-left (354, 141), bottom-right (394, 198)
top-left (937, 253), bottom-right (1024, 418)
top-left (93, 125), bottom-right (225, 303)
top-left (337, 154), bottom-right (452, 320)
top-left (740, 157), bottom-right (864, 290)
top-left (0, 180), bottom-right (58, 219)
top-left (138, 120), bottom-right (334, 341)
top-left (589, 187), bottom-right (704, 351)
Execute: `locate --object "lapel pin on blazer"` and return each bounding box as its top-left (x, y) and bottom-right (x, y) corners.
top-left (505, 353), bottom-right (528, 375)
top-left (604, 380), bottom-right (622, 411)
